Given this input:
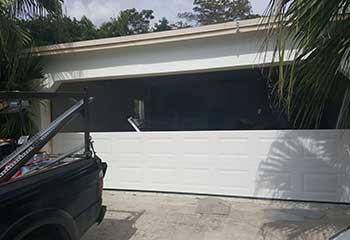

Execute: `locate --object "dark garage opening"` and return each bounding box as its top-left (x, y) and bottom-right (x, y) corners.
top-left (52, 68), bottom-right (339, 132)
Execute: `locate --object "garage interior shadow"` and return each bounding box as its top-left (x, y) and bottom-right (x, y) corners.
top-left (254, 130), bottom-right (350, 239)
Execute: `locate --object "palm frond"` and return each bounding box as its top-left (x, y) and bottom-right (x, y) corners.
top-left (0, 53), bottom-right (45, 138)
top-left (264, 0), bottom-right (350, 128)
top-left (0, 0), bottom-right (49, 138)
top-left (8, 0), bottom-right (63, 17)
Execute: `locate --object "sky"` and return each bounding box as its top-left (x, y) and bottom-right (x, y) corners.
top-left (63, 0), bottom-right (270, 26)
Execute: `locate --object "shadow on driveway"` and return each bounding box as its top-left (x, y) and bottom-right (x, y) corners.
top-left (83, 210), bottom-right (144, 240)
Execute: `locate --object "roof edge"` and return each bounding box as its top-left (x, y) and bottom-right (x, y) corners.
top-left (31, 17), bottom-right (269, 56)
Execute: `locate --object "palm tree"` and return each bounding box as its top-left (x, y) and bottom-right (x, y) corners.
top-left (264, 0), bottom-right (350, 128)
top-left (0, 0), bottom-right (63, 138)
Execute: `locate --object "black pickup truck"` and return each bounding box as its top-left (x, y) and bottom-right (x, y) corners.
top-left (0, 92), bottom-right (107, 240)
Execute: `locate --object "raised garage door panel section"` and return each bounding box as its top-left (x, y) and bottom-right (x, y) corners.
top-left (52, 130), bottom-right (350, 203)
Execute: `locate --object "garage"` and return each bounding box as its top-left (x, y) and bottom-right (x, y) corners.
top-left (51, 69), bottom-right (350, 203)
top-left (34, 18), bottom-right (350, 203)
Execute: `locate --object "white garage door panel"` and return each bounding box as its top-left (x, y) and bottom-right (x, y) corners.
top-left (52, 130), bottom-right (350, 203)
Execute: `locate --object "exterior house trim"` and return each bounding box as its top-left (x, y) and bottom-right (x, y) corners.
top-left (32, 17), bottom-right (269, 56)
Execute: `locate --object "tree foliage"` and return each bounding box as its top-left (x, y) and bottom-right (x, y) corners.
top-left (0, 0), bottom-right (62, 90)
top-left (20, 14), bottom-right (99, 45)
top-left (153, 17), bottom-right (172, 32)
top-left (152, 18), bottom-right (192, 32)
top-left (178, 0), bottom-right (257, 26)
top-left (20, 8), bottom-right (194, 46)
top-left (99, 8), bottom-right (154, 38)
top-left (0, 0), bottom-right (62, 138)
top-left (265, 0), bottom-right (350, 128)
top-left (20, 8), bottom-right (156, 45)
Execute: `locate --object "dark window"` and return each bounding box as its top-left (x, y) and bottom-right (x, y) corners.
top-left (52, 68), bottom-right (339, 132)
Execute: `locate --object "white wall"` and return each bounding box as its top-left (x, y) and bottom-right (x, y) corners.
top-left (43, 31), bottom-right (293, 90)
top-left (53, 130), bottom-right (350, 203)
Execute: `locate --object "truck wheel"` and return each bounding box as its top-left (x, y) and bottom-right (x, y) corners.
top-left (22, 225), bottom-right (70, 240)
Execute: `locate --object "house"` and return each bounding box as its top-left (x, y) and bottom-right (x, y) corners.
top-left (33, 17), bottom-right (350, 203)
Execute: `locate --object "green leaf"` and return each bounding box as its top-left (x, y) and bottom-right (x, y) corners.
top-left (264, 0), bottom-right (350, 128)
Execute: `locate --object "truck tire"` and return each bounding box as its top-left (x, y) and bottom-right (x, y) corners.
top-left (22, 225), bottom-right (70, 240)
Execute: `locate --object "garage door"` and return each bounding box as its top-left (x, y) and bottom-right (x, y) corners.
top-left (53, 130), bottom-right (350, 203)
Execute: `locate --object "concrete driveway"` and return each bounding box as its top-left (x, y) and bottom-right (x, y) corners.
top-left (82, 191), bottom-right (350, 240)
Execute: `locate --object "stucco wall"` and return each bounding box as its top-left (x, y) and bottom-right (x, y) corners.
top-left (43, 30), bottom-right (293, 90)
